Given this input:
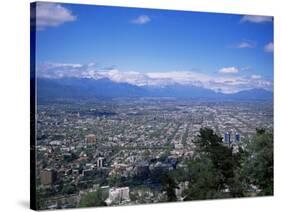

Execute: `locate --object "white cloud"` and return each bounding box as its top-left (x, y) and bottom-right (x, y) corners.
top-left (240, 15), bottom-right (273, 23)
top-left (264, 42), bottom-right (274, 53)
top-left (130, 15), bottom-right (151, 25)
top-left (251, 75), bottom-right (262, 79)
top-left (236, 41), bottom-right (255, 49)
top-left (218, 67), bottom-right (239, 74)
top-left (37, 62), bottom-right (273, 94)
top-left (37, 62), bottom-right (96, 78)
top-left (46, 63), bottom-right (83, 68)
top-left (143, 71), bottom-right (272, 93)
top-left (36, 3), bottom-right (76, 29)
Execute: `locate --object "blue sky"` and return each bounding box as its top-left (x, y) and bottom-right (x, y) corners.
top-left (34, 2), bottom-right (274, 93)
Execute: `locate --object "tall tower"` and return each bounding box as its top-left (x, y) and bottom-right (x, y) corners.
top-left (85, 134), bottom-right (96, 144)
top-left (97, 157), bottom-right (104, 168)
top-left (235, 133), bottom-right (240, 143)
top-left (224, 132), bottom-right (230, 144)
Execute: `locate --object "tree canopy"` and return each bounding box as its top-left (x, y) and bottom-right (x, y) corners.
top-left (79, 189), bottom-right (107, 207)
top-left (183, 127), bottom-right (273, 200)
top-left (242, 128), bottom-right (273, 195)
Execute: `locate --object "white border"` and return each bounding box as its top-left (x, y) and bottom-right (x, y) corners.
top-left (0, 0), bottom-right (280, 212)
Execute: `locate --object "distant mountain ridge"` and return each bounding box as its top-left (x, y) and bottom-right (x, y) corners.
top-left (37, 77), bottom-right (273, 102)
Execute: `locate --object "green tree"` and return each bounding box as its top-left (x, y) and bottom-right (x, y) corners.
top-left (61, 184), bottom-right (77, 195)
top-left (79, 189), bottom-right (107, 207)
top-left (242, 128), bottom-right (273, 195)
top-left (162, 173), bottom-right (179, 202)
top-left (184, 128), bottom-right (245, 200)
top-left (184, 155), bottom-right (226, 200)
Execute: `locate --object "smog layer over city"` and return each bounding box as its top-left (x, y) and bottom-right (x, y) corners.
top-left (32, 2), bottom-right (274, 210)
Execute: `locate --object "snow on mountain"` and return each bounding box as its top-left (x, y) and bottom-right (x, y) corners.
top-left (37, 63), bottom-right (273, 94)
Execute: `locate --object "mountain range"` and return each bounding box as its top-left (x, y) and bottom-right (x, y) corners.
top-left (36, 77), bottom-right (273, 102)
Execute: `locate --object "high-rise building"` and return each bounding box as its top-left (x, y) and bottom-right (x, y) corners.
top-left (97, 157), bottom-right (104, 168)
top-left (224, 132), bottom-right (230, 144)
top-left (235, 133), bottom-right (240, 143)
top-left (40, 168), bottom-right (57, 185)
top-left (105, 187), bottom-right (130, 205)
top-left (228, 131), bottom-right (232, 144)
top-left (85, 134), bottom-right (96, 144)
